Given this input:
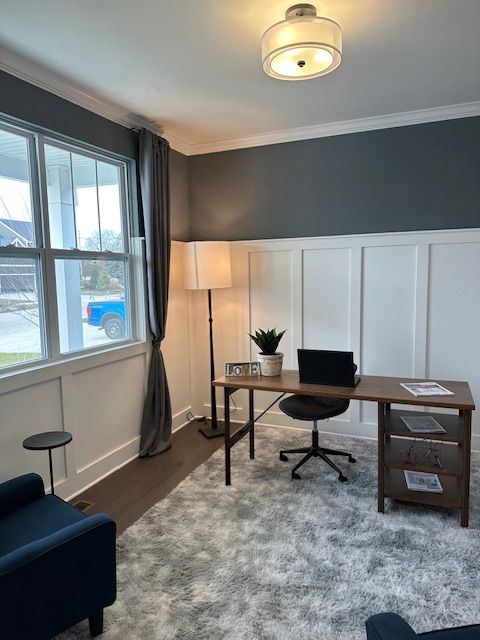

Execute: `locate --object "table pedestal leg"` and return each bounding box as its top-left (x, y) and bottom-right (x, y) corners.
top-left (48, 448), bottom-right (55, 495)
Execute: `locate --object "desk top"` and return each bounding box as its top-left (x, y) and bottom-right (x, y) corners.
top-left (213, 370), bottom-right (475, 410)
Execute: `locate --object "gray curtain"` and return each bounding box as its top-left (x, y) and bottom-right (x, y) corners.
top-left (139, 129), bottom-right (173, 457)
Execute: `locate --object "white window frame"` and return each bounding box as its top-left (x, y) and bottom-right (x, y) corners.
top-left (0, 118), bottom-right (145, 376)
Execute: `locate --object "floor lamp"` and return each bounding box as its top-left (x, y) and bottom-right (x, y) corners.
top-left (183, 241), bottom-right (232, 438)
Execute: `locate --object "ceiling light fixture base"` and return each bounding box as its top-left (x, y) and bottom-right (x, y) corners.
top-left (285, 4), bottom-right (317, 19)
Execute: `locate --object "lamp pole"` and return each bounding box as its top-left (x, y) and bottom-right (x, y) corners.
top-left (198, 288), bottom-right (224, 438)
top-left (183, 241), bottom-right (231, 439)
top-left (208, 288), bottom-right (218, 430)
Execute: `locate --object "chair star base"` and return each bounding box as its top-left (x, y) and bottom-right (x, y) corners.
top-left (279, 429), bottom-right (356, 481)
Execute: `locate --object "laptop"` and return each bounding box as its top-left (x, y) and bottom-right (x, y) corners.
top-left (298, 349), bottom-right (361, 387)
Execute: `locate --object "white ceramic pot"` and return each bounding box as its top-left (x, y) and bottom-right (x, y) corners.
top-left (257, 352), bottom-right (283, 376)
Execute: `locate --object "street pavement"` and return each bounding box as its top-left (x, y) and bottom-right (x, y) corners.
top-left (0, 293), bottom-right (122, 360)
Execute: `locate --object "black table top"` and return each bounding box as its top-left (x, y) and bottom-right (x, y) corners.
top-left (23, 431), bottom-right (73, 451)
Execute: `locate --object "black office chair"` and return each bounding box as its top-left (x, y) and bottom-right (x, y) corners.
top-left (278, 365), bottom-right (357, 481)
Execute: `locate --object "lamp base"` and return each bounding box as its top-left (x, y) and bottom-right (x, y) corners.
top-left (196, 418), bottom-right (225, 439)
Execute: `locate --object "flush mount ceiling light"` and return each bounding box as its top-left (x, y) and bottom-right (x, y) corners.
top-left (261, 4), bottom-right (342, 80)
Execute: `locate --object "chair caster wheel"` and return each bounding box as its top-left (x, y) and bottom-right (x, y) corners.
top-left (339, 474), bottom-right (348, 482)
top-left (292, 472), bottom-right (301, 480)
top-left (348, 456), bottom-right (356, 463)
top-left (279, 453), bottom-right (288, 462)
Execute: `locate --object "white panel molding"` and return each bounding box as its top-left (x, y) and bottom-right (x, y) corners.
top-left (196, 228), bottom-right (480, 453)
top-left (2, 47), bottom-right (478, 156)
top-left (291, 250), bottom-right (303, 356)
top-left (232, 228), bottom-right (480, 249)
top-left (413, 243), bottom-right (430, 378)
top-left (0, 341), bottom-right (149, 395)
top-left (349, 246), bottom-right (362, 425)
top-left (60, 373), bottom-right (77, 480)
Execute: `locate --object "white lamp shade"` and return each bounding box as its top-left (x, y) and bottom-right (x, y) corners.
top-left (183, 241), bottom-right (232, 290)
top-left (262, 11), bottom-right (342, 80)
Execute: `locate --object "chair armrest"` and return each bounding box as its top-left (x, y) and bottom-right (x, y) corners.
top-left (0, 473), bottom-right (44, 517)
top-left (366, 613), bottom-right (417, 640)
top-left (0, 513), bottom-right (114, 575)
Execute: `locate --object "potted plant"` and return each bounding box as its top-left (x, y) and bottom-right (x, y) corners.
top-left (249, 328), bottom-right (286, 376)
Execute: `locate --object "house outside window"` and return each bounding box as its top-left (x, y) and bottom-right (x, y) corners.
top-left (0, 120), bottom-right (141, 372)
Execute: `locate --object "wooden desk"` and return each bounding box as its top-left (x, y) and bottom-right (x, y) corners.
top-left (213, 371), bottom-right (475, 526)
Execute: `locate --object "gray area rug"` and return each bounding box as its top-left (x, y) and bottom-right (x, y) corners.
top-left (60, 426), bottom-right (480, 639)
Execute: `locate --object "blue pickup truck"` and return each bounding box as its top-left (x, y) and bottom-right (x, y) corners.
top-left (86, 299), bottom-right (126, 340)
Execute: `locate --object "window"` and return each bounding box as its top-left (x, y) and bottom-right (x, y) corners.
top-left (0, 120), bottom-right (138, 371)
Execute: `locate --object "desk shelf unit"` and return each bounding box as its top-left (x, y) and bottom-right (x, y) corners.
top-left (213, 371), bottom-right (474, 527)
top-left (378, 406), bottom-right (471, 526)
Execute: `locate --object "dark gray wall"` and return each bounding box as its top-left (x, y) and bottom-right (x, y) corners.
top-left (170, 150), bottom-right (191, 241)
top-left (188, 117), bottom-right (480, 241)
top-left (0, 70), bottom-right (138, 159)
top-left (0, 70), bottom-right (190, 241)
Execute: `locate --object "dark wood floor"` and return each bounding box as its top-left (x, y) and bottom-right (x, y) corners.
top-left (73, 422), bottom-right (223, 535)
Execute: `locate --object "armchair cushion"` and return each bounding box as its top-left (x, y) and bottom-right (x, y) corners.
top-left (0, 494), bottom-right (86, 556)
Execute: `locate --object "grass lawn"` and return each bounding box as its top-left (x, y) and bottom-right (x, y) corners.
top-left (0, 352), bottom-right (41, 368)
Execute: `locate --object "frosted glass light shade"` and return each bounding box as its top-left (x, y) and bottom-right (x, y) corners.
top-left (262, 6), bottom-right (342, 80)
top-left (183, 241), bottom-right (232, 290)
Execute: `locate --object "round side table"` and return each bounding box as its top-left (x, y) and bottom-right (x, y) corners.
top-left (23, 431), bottom-right (73, 495)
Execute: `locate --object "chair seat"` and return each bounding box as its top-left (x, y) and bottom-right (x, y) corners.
top-left (279, 394), bottom-right (350, 421)
top-left (0, 494), bottom-right (86, 557)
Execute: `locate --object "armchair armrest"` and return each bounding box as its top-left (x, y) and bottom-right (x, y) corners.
top-left (366, 613), bottom-right (417, 640)
top-left (0, 473), bottom-right (44, 517)
top-left (0, 512), bottom-right (116, 640)
top-left (0, 513), bottom-right (114, 575)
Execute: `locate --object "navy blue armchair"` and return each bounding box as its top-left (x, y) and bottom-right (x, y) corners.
top-left (366, 613), bottom-right (480, 639)
top-left (0, 473), bottom-right (116, 639)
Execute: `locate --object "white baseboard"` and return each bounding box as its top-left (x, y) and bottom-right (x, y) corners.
top-left (64, 405), bottom-right (193, 501)
top-left (64, 436), bottom-right (141, 501)
top-left (172, 406), bottom-right (192, 432)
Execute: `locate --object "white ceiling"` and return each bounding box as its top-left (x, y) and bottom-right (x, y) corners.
top-left (0, 0), bottom-right (479, 153)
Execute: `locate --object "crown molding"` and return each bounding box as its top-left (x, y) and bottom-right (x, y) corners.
top-left (0, 47), bottom-right (190, 155)
top-left (1, 47), bottom-right (478, 157)
top-left (187, 101), bottom-right (480, 155)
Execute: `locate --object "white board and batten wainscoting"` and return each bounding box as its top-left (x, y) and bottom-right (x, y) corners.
top-left (0, 242), bottom-right (192, 499)
top-left (191, 228), bottom-right (480, 449)
top-left (1, 231), bottom-right (479, 499)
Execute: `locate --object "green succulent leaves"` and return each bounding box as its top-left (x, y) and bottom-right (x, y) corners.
top-left (248, 328), bottom-right (286, 355)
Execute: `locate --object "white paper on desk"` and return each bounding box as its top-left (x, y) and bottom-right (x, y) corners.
top-left (400, 382), bottom-right (454, 397)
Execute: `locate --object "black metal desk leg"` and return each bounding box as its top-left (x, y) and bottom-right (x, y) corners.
top-left (461, 410), bottom-right (472, 527)
top-left (249, 389), bottom-right (255, 459)
top-left (224, 387), bottom-right (231, 486)
top-left (378, 403), bottom-right (385, 513)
